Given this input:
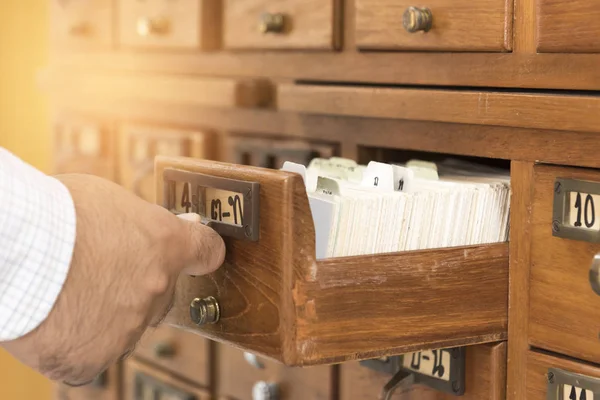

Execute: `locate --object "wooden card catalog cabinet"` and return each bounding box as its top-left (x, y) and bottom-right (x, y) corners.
top-left (156, 156), bottom-right (509, 366)
top-left (529, 165), bottom-right (600, 365)
top-left (226, 136), bottom-right (338, 168)
top-left (53, 118), bottom-right (116, 180)
top-left (119, 125), bottom-right (213, 202)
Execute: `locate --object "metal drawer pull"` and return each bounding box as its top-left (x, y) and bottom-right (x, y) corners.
top-left (259, 13), bottom-right (285, 34)
top-left (589, 253), bottom-right (600, 296)
top-left (403, 7), bottom-right (433, 33)
top-left (137, 17), bottom-right (170, 37)
top-left (244, 352), bottom-right (265, 369)
top-left (252, 381), bottom-right (279, 400)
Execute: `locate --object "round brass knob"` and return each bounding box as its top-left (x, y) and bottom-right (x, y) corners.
top-left (68, 22), bottom-right (90, 36)
top-left (137, 17), bottom-right (170, 37)
top-left (259, 13), bottom-right (285, 34)
top-left (252, 381), bottom-right (279, 400)
top-left (153, 341), bottom-right (176, 358)
top-left (403, 6), bottom-right (433, 33)
top-left (190, 296), bottom-right (220, 326)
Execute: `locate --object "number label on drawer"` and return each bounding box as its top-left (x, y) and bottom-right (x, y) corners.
top-left (553, 178), bottom-right (600, 242)
top-left (548, 368), bottom-right (600, 400)
top-left (163, 168), bottom-right (260, 241)
top-left (398, 347), bottom-right (465, 395)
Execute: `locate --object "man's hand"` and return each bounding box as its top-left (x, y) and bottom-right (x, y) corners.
top-left (2, 174), bottom-right (225, 385)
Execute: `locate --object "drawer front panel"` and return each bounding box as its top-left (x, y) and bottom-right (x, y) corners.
top-left (527, 350), bottom-right (600, 398)
top-left (340, 343), bottom-right (506, 399)
top-left (50, 0), bottom-right (113, 51)
top-left (355, 0), bottom-right (512, 52)
top-left (224, 0), bottom-right (340, 50)
top-left (124, 359), bottom-right (210, 400)
top-left (134, 325), bottom-right (210, 387)
top-left (216, 344), bottom-right (334, 400)
top-left (119, 125), bottom-right (213, 201)
top-left (529, 165), bottom-right (600, 363)
top-left (54, 118), bottom-right (116, 181)
top-left (118, 0), bottom-right (221, 50)
top-left (55, 366), bottom-right (120, 400)
top-left (225, 135), bottom-right (338, 168)
top-left (537, 0), bottom-right (600, 53)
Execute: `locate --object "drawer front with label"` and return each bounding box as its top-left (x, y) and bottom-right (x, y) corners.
top-left (537, 0), bottom-right (600, 53)
top-left (50, 0), bottom-right (113, 51)
top-left (119, 125), bottom-right (213, 201)
top-left (157, 156), bottom-right (508, 366)
top-left (355, 0), bottom-right (512, 52)
top-left (55, 366), bottom-right (120, 400)
top-left (216, 344), bottom-right (334, 400)
top-left (527, 350), bottom-right (600, 399)
top-left (54, 118), bottom-right (116, 181)
top-left (118, 0), bottom-right (220, 50)
top-left (529, 165), bottom-right (600, 364)
top-left (225, 135), bottom-right (338, 168)
top-left (341, 343), bottom-right (506, 399)
top-left (124, 359), bottom-right (210, 400)
top-left (224, 0), bottom-right (341, 50)
top-left (134, 325), bottom-right (211, 388)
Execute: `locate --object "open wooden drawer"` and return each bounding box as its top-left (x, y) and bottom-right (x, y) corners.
top-left (156, 156), bottom-right (509, 366)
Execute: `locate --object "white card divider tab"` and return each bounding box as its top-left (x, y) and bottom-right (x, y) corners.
top-left (407, 159), bottom-right (439, 180)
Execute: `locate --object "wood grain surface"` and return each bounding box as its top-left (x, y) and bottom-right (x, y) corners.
top-left (340, 342), bottom-right (507, 399)
top-left (356, 0), bottom-right (512, 52)
top-left (278, 83), bottom-right (600, 134)
top-left (526, 350), bottom-right (600, 398)
top-left (537, 0), bottom-right (600, 53)
top-left (293, 244), bottom-right (508, 365)
top-left (529, 165), bottom-right (600, 365)
top-left (506, 161), bottom-right (535, 400)
top-left (223, 0), bottom-right (341, 50)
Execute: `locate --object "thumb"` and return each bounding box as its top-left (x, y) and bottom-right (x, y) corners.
top-left (176, 213), bottom-right (226, 276)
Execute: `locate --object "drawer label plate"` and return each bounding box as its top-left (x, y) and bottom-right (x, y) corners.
top-left (553, 178), bottom-right (600, 243)
top-left (548, 368), bottom-right (600, 400)
top-left (162, 168), bottom-right (260, 241)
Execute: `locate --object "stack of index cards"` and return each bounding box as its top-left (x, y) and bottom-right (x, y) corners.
top-left (282, 157), bottom-right (511, 260)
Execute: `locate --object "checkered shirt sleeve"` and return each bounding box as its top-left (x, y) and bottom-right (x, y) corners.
top-left (0, 148), bottom-right (76, 341)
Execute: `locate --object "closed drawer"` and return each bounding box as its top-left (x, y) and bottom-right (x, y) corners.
top-left (355, 0), bottom-right (512, 52)
top-left (536, 0), bottom-right (600, 53)
top-left (156, 157), bottom-right (509, 366)
top-left (53, 117), bottom-right (116, 181)
top-left (341, 343), bottom-right (506, 399)
top-left (216, 344), bottom-right (334, 400)
top-left (118, 124), bottom-right (214, 201)
top-left (55, 366), bottom-right (120, 400)
top-left (527, 350), bottom-right (600, 398)
top-left (529, 165), bottom-right (600, 364)
top-left (134, 325), bottom-right (211, 387)
top-left (118, 0), bottom-right (221, 50)
top-left (225, 135), bottom-right (339, 168)
top-left (224, 0), bottom-right (340, 50)
top-left (124, 359), bottom-right (210, 400)
top-left (50, 0), bottom-right (113, 51)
